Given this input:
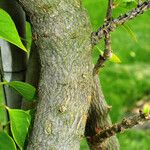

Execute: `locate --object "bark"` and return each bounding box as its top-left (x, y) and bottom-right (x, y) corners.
top-left (19, 0), bottom-right (93, 149)
top-left (85, 76), bottom-right (120, 149)
top-left (19, 0), bottom-right (119, 149)
top-left (0, 0), bottom-right (27, 108)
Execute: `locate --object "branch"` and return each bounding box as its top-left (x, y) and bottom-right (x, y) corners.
top-left (92, 0), bottom-right (150, 45)
top-left (91, 110), bottom-right (150, 145)
top-left (93, 0), bottom-right (113, 75)
top-left (106, 0), bottom-right (113, 21)
top-left (93, 33), bottom-right (112, 75)
top-left (85, 76), bottom-right (119, 149)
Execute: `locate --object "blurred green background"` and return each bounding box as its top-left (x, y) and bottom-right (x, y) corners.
top-left (80, 0), bottom-right (150, 150)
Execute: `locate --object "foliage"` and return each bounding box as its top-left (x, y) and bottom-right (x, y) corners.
top-left (0, 131), bottom-right (16, 150)
top-left (8, 81), bottom-right (36, 101)
top-left (0, 9), bottom-right (35, 149)
top-left (8, 109), bottom-right (31, 150)
top-left (0, 80), bottom-right (35, 149)
top-left (0, 9), bottom-right (27, 52)
top-left (0, 80), bottom-right (35, 150)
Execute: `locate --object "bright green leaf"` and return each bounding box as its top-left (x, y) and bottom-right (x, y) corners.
top-left (26, 21), bottom-right (32, 51)
top-left (123, 0), bottom-right (136, 2)
top-left (8, 109), bottom-right (31, 150)
top-left (96, 47), bottom-right (121, 63)
top-left (8, 81), bottom-right (36, 101)
top-left (0, 131), bottom-right (16, 150)
top-left (109, 53), bottom-right (121, 63)
top-left (0, 9), bottom-right (27, 52)
top-left (143, 106), bottom-right (150, 116)
top-left (0, 86), bottom-right (7, 125)
top-left (0, 81), bottom-right (8, 86)
top-left (0, 105), bottom-right (7, 127)
top-left (122, 24), bottom-right (138, 43)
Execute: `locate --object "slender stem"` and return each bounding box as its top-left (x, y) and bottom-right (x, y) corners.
top-left (91, 0), bottom-right (150, 45)
top-left (92, 110), bottom-right (150, 145)
top-left (106, 0), bottom-right (113, 21)
top-left (93, 0), bottom-right (113, 75)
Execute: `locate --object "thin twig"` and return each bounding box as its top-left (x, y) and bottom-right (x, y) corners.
top-left (91, 0), bottom-right (150, 45)
top-left (106, 0), bottom-right (113, 21)
top-left (93, 0), bottom-right (113, 75)
top-left (91, 110), bottom-right (150, 145)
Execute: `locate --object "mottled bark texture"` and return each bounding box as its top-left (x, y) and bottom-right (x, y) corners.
top-left (19, 0), bottom-right (119, 149)
top-left (85, 76), bottom-right (119, 150)
top-left (0, 0), bottom-right (27, 108)
top-left (19, 1), bottom-right (93, 149)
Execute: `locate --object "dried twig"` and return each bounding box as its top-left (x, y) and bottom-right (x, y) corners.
top-left (92, 1), bottom-right (150, 45)
top-left (91, 110), bottom-right (150, 145)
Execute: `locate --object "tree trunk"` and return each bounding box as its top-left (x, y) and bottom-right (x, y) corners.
top-left (19, 0), bottom-right (119, 149)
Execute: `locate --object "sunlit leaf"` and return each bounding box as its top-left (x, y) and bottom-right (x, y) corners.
top-left (143, 105), bottom-right (150, 116)
top-left (0, 9), bottom-right (27, 52)
top-left (123, 0), bottom-right (136, 2)
top-left (109, 53), bottom-right (121, 63)
top-left (96, 47), bottom-right (121, 63)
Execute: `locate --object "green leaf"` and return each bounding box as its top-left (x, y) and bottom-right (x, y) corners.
top-left (122, 24), bottom-right (138, 43)
top-left (143, 106), bottom-right (150, 116)
top-left (26, 21), bottom-right (32, 51)
top-left (0, 105), bottom-right (7, 127)
top-left (0, 86), bottom-right (7, 125)
top-left (0, 131), bottom-right (16, 150)
top-left (123, 0), bottom-right (136, 2)
top-left (0, 81), bottom-right (8, 86)
top-left (95, 46), bottom-right (103, 55)
top-left (0, 9), bottom-right (27, 52)
top-left (8, 81), bottom-right (36, 101)
top-left (109, 53), bottom-right (121, 63)
top-left (95, 47), bottom-right (121, 63)
top-left (8, 109), bottom-right (31, 150)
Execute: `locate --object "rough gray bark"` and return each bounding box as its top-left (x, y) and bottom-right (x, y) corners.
top-left (19, 1), bottom-right (93, 149)
top-left (0, 0), bottom-right (27, 108)
top-left (85, 76), bottom-right (119, 150)
top-left (19, 0), bottom-right (119, 149)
